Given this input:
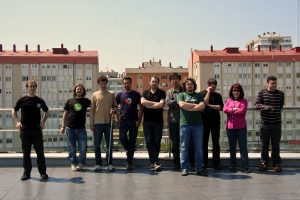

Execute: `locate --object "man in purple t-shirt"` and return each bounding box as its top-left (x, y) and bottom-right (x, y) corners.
top-left (116, 77), bottom-right (143, 170)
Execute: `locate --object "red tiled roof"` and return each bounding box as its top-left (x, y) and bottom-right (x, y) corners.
top-left (192, 48), bottom-right (300, 63)
top-left (0, 50), bottom-right (99, 64)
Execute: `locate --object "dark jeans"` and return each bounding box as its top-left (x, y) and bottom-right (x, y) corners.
top-left (260, 123), bottom-right (282, 165)
top-left (119, 119), bottom-right (138, 163)
top-left (168, 123), bottom-right (180, 166)
top-left (93, 124), bottom-right (113, 165)
top-left (143, 120), bottom-right (163, 164)
top-left (203, 122), bottom-right (221, 168)
top-left (227, 128), bottom-right (249, 169)
top-left (20, 129), bottom-right (47, 176)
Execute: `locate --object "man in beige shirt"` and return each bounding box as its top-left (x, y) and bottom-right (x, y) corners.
top-left (90, 76), bottom-right (117, 171)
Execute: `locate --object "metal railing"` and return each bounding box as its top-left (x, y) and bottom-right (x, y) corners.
top-left (1, 107), bottom-right (300, 152)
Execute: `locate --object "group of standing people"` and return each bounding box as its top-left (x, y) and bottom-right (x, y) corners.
top-left (12, 73), bottom-right (284, 181)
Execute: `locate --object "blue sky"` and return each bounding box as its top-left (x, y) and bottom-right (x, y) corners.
top-left (1, 0), bottom-right (298, 71)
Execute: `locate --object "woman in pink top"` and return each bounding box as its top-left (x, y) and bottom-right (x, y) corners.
top-left (223, 83), bottom-right (250, 173)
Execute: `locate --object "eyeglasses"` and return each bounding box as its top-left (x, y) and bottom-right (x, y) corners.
top-left (233, 90), bottom-right (240, 92)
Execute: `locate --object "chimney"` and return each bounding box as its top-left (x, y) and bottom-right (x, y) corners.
top-left (25, 44), bottom-right (28, 52)
top-left (13, 44), bottom-right (16, 52)
top-left (258, 45), bottom-right (261, 52)
top-left (210, 45), bottom-right (213, 52)
top-left (269, 45), bottom-right (271, 51)
top-left (37, 44), bottom-right (40, 52)
top-left (78, 45), bottom-right (81, 52)
top-left (150, 60), bottom-right (152, 65)
top-left (169, 62), bottom-right (172, 68)
top-left (0, 44), bottom-right (2, 52)
top-left (61, 43), bottom-right (64, 48)
top-left (159, 59), bottom-right (161, 65)
top-left (279, 45), bottom-right (282, 51)
top-left (247, 45), bottom-right (250, 52)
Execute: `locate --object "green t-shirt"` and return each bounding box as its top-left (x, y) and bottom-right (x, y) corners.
top-left (177, 92), bottom-right (204, 125)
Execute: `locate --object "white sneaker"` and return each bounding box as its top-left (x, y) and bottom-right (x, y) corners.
top-left (107, 165), bottom-right (115, 171)
top-left (71, 164), bottom-right (77, 171)
top-left (93, 165), bottom-right (101, 172)
top-left (76, 163), bottom-right (84, 171)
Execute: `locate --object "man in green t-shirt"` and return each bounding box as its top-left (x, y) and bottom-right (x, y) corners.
top-left (177, 78), bottom-right (206, 176)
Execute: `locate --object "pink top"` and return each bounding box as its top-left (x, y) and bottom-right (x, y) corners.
top-left (223, 98), bottom-right (248, 129)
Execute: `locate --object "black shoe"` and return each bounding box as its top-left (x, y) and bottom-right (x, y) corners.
top-left (21, 173), bottom-right (30, 181)
top-left (274, 164), bottom-right (282, 173)
top-left (196, 169), bottom-right (208, 177)
top-left (241, 168), bottom-right (251, 174)
top-left (40, 174), bottom-right (48, 181)
top-left (213, 165), bottom-right (222, 171)
top-left (259, 162), bottom-right (268, 171)
top-left (229, 167), bottom-right (237, 173)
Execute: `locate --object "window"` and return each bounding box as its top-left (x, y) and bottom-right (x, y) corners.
top-left (161, 75), bottom-right (168, 79)
top-left (286, 74), bottom-right (291, 78)
top-left (137, 75), bottom-right (142, 79)
top-left (22, 76), bottom-right (28, 81)
top-left (263, 63), bottom-right (268, 67)
top-left (215, 74), bottom-right (220, 79)
top-left (86, 76), bottom-right (92, 80)
top-left (5, 77), bottom-right (11, 81)
top-left (255, 63), bottom-right (260, 67)
top-left (278, 73), bottom-right (283, 78)
top-left (286, 62), bottom-right (291, 67)
top-left (255, 74), bottom-right (260, 78)
top-left (6, 139), bottom-right (12, 143)
top-left (297, 73), bottom-right (300, 78)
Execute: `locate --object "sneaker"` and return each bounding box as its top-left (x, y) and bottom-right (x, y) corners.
top-left (125, 162), bottom-right (133, 170)
top-left (241, 168), bottom-right (251, 174)
top-left (76, 163), bottom-right (85, 171)
top-left (71, 164), bottom-right (78, 171)
top-left (150, 163), bottom-right (155, 171)
top-left (274, 164), bottom-right (282, 173)
top-left (40, 174), bottom-right (49, 181)
top-left (108, 164), bottom-right (115, 171)
top-left (259, 162), bottom-right (268, 171)
top-left (154, 163), bottom-right (162, 172)
top-left (94, 165), bottom-right (102, 172)
top-left (196, 169), bottom-right (208, 177)
top-left (229, 167), bottom-right (237, 173)
top-left (181, 169), bottom-right (188, 176)
top-left (21, 173), bottom-right (30, 181)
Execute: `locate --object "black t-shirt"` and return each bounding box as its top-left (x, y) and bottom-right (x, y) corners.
top-left (64, 98), bottom-right (91, 129)
top-left (199, 90), bottom-right (224, 124)
top-left (116, 90), bottom-right (141, 121)
top-left (142, 88), bottom-right (166, 122)
top-left (14, 96), bottom-right (49, 129)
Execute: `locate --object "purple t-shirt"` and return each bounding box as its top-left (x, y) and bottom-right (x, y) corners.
top-left (116, 90), bottom-right (141, 121)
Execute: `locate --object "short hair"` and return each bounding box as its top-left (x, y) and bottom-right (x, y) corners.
top-left (122, 76), bottom-right (132, 83)
top-left (97, 75), bottom-right (108, 84)
top-left (183, 77), bottom-right (197, 92)
top-left (25, 80), bottom-right (37, 88)
top-left (150, 76), bottom-right (160, 84)
top-left (207, 78), bottom-right (217, 86)
top-left (229, 83), bottom-right (244, 100)
top-left (169, 73), bottom-right (181, 81)
top-left (73, 84), bottom-right (86, 97)
top-left (267, 75), bottom-right (277, 83)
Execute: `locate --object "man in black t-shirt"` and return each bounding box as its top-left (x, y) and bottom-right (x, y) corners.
top-left (199, 78), bottom-right (224, 170)
top-left (116, 77), bottom-right (143, 170)
top-left (60, 84), bottom-right (91, 171)
top-left (12, 80), bottom-right (49, 181)
top-left (141, 76), bottom-right (166, 172)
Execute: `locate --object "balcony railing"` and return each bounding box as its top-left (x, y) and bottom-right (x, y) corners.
top-left (1, 107), bottom-right (300, 152)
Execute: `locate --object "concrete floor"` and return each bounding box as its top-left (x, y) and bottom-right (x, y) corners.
top-left (0, 166), bottom-right (300, 200)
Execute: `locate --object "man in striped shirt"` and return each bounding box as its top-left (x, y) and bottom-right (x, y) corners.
top-left (255, 75), bottom-right (284, 173)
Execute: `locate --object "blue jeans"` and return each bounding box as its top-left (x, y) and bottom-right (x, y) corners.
top-left (180, 124), bottom-right (204, 171)
top-left (93, 124), bottom-right (113, 165)
top-left (260, 123), bottom-right (282, 165)
top-left (119, 119), bottom-right (138, 163)
top-left (227, 128), bottom-right (249, 169)
top-left (143, 121), bottom-right (163, 164)
top-left (66, 127), bottom-right (87, 165)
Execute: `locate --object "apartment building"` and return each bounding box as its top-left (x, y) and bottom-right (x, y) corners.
top-left (125, 59), bottom-right (188, 94)
top-left (0, 44), bottom-right (99, 150)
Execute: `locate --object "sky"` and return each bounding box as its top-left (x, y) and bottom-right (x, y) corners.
top-left (1, 0), bottom-right (298, 72)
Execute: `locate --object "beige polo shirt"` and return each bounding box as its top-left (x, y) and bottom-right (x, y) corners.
top-left (89, 90), bottom-right (117, 125)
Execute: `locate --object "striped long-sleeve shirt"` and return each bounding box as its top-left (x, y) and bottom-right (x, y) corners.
top-left (255, 89), bottom-right (284, 125)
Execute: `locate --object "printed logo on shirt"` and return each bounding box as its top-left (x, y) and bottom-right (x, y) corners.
top-left (37, 103), bottom-right (41, 108)
top-left (125, 98), bottom-right (132, 105)
top-left (74, 103), bottom-right (82, 111)
top-left (185, 96), bottom-right (197, 104)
